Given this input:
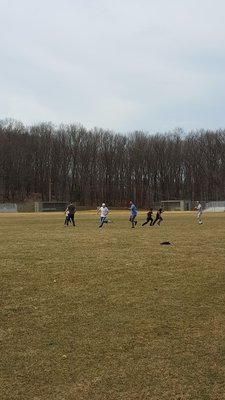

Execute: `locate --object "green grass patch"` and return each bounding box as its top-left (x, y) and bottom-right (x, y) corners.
top-left (1, 211), bottom-right (225, 399)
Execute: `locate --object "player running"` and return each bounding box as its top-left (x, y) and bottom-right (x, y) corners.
top-left (152, 205), bottom-right (163, 226)
top-left (129, 201), bottom-right (138, 228)
top-left (97, 203), bottom-right (109, 228)
top-left (142, 208), bottom-right (154, 226)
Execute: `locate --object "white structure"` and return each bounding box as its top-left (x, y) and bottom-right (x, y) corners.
top-left (0, 203), bottom-right (17, 212)
top-left (34, 201), bottom-right (67, 212)
top-left (161, 200), bottom-right (191, 211)
top-left (204, 201), bottom-right (225, 212)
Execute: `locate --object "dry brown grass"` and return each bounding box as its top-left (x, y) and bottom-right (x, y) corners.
top-left (1, 211), bottom-right (225, 399)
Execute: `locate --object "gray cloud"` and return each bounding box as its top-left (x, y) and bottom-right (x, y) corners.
top-left (1, 0), bottom-right (225, 133)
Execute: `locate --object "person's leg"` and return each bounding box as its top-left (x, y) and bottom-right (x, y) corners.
top-left (198, 212), bottom-right (203, 224)
top-left (99, 217), bottom-right (105, 227)
top-left (70, 214), bottom-right (75, 226)
top-left (132, 215), bottom-right (137, 227)
top-left (149, 217), bottom-right (154, 226)
top-left (152, 216), bottom-right (158, 225)
top-left (157, 216), bottom-right (163, 225)
top-left (142, 219), bottom-right (149, 226)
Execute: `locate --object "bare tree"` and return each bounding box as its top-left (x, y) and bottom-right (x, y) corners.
top-left (1, 119), bottom-right (225, 205)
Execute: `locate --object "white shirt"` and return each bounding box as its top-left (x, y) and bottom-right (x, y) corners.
top-left (197, 203), bottom-right (202, 211)
top-left (197, 203), bottom-right (202, 215)
top-left (99, 206), bottom-right (108, 217)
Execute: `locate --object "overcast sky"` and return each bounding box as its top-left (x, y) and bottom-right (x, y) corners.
top-left (1, 0), bottom-right (225, 134)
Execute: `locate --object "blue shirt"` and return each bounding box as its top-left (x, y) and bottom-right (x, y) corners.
top-left (130, 204), bottom-right (137, 216)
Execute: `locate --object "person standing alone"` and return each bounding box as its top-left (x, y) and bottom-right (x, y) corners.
top-left (195, 201), bottom-right (203, 224)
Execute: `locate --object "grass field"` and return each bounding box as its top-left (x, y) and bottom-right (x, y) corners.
top-left (1, 211), bottom-right (225, 400)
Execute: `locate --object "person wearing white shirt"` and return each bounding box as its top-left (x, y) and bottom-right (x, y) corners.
top-left (97, 203), bottom-right (109, 228)
top-left (195, 201), bottom-right (203, 224)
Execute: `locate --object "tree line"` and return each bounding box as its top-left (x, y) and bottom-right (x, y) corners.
top-left (0, 119), bottom-right (225, 206)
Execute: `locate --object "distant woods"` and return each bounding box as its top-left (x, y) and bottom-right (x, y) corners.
top-left (1, 119), bottom-right (225, 205)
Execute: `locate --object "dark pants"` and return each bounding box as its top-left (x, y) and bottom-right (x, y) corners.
top-left (65, 216), bottom-right (69, 225)
top-left (153, 215), bottom-right (163, 225)
top-left (99, 217), bottom-right (108, 227)
top-left (67, 213), bottom-right (75, 226)
top-left (129, 214), bottom-right (137, 228)
top-left (142, 217), bottom-right (153, 226)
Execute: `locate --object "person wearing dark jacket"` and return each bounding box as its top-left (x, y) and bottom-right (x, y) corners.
top-left (153, 206), bottom-right (163, 226)
top-left (67, 202), bottom-right (76, 226)
top-left (142, 209), bottom-right (154, 226)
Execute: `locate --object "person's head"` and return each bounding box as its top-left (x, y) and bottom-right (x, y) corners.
top-left (102, 203), bottom-right (106, 207)
top-left (130, 201), bottom-right (133, 205)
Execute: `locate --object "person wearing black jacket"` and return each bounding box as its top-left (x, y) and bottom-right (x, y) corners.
top-left (67, 202), bottom-right (76, 226)
top-left (142, 209), bottom-right (154, 226)
top-left (153, 206), bottom-right (163, 226)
